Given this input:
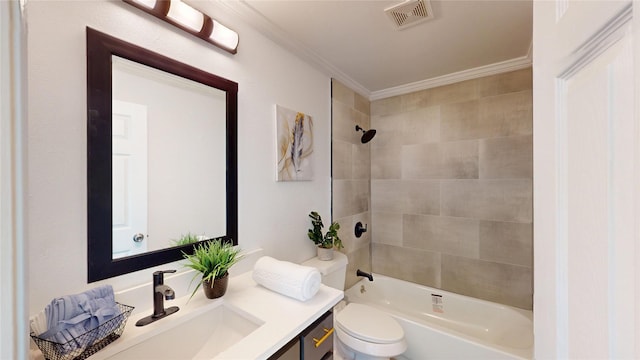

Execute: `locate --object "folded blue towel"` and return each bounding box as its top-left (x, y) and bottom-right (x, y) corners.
top-left (39, 285), bottom-right (121, 352)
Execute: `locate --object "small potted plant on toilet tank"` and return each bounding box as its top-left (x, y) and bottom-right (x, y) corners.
top-left (183, 239), bottom-right (242, 299)
top-left (308, 211), bottom-right (343, 260)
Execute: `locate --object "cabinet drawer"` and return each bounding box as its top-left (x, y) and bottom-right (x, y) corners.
top-left (301, 311), bottom-right (333, 360)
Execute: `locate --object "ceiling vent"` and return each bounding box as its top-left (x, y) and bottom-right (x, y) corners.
top-left (384, 0), bottom-right (434, 30)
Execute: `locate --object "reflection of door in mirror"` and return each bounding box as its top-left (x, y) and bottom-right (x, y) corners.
top-left (112, 100), bottom-right (148, 259)
top-left (111, 55), bottom-right (227, 254)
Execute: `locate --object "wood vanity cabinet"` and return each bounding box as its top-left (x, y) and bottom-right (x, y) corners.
top-left (268, 310), bottom-right (333, 360)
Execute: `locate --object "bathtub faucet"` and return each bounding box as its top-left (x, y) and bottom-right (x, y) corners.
top-left (356, 269), bottom-right (373, 281)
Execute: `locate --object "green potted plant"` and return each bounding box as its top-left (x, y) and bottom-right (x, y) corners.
top-left (183, 239), bottom-right (242, 299)
top-left (308, 211), bottom-right (343, 260)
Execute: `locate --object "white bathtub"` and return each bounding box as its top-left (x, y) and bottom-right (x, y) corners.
top-left (343, 274), bottom-right (533, 360)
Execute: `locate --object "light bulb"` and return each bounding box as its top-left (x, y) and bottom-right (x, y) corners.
top-left (129, 0), bottom-right (157, 9)
top-left (210, 20), bottom-right (239, 52)
top-left (167, 0), bottom-right (204, 32)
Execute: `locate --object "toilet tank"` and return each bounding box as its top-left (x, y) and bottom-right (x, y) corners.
top-left (302, 251), bottom-right (348, 290)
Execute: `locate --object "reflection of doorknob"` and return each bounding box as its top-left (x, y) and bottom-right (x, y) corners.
top-left (133, 233), bottom-right (145, 242)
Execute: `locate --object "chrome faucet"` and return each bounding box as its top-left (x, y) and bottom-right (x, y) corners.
top-left (135, 270), bottom-right (180, 326)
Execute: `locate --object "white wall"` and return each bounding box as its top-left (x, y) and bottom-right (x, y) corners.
top-left (26, 1), bottom-right (331, 316)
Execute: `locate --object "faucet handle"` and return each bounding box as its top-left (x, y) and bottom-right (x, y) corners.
top-left (153, 269), bottom-right (176, 284)
top-left (153, 269), bottom-right (177, 276)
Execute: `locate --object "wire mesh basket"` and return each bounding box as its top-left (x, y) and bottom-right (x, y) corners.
top-left (30, 303), bottom-right (134, 360)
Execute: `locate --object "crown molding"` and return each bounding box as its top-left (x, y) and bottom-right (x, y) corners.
top-left (369, 54), bottom-right (532, 101)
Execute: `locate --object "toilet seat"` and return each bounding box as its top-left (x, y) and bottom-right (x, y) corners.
top-left (334, 303), bottom-right (407, 358)
top-left (335, 303), bottom-right (404, 344)
top-left (335, 326), bottom-right (407, 359)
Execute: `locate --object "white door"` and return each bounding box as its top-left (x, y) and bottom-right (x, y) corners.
top-left (112, 100), bottom-right (148, 258)
top-left (534, 1), bottom-right (640, 358)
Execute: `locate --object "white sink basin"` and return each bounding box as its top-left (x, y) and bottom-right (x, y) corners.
top-left (107, 303), bottom-right (263, 360)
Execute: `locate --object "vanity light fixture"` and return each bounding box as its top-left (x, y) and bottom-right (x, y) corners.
top-left (123, 0), bottom-right (239, 54)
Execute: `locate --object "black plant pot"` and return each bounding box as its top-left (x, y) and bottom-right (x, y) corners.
top-left (202, 273), bottom-right (229, 299)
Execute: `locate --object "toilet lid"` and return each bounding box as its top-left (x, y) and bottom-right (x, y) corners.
top-left (336, 303), bottom-right (404, 344)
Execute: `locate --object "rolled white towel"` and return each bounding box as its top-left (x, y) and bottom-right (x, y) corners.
top-left (252, 256), bottom-right (321, 301)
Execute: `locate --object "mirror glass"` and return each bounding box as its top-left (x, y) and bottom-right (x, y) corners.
top-left (87, 28), bottom-right (238, 282)
top-left (111, 56), bottom-right (227, 258)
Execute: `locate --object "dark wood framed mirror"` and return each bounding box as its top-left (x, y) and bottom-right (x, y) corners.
top-left (87, 27), bottom-right (238, 282)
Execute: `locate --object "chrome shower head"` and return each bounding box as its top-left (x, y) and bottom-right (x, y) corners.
top-left (355, 125), bottom-right (376, 144)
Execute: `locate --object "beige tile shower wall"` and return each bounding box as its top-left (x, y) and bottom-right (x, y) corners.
top-left (370, 69), bottom-right (533, 310)
top-left (332, 80), bottom-right (372, 289)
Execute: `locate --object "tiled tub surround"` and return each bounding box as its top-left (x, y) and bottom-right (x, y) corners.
top-left (370, 68), bottom-right (533, 309)
top-left (332, 79), bottom-right (373, 289)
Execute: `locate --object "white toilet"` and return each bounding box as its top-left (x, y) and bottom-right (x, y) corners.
top-left (303, 252), bottom-right (407, 360)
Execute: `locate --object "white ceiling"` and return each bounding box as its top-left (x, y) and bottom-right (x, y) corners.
top-left (195, 0), bottom-right (533, 99)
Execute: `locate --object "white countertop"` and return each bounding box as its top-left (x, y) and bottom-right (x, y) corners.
top-left (92, 271), bottom-right (343, 360)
